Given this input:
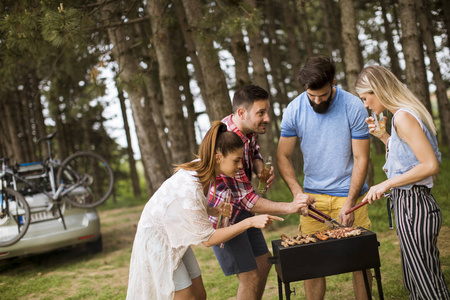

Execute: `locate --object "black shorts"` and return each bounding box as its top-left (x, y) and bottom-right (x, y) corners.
top-left (212, 210), bottom-right (269, 276)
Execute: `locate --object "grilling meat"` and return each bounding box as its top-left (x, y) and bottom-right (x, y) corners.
top-left (314, 232), bottom-right (329, 241)
top-left (280, 233), bottom-right (317, 247)
top-left (280, 227), bottom-right (364, 247)
top-left (323, 227), bottom-right (362, 239)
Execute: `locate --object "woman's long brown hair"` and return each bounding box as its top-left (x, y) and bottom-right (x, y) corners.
top-left (175, 121), bottom-right (243, 190)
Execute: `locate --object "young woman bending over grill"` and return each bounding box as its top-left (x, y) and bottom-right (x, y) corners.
top-left (125, 121), bottom-right (292, 300)
top-left (355, 65), bottom-right (450, 300)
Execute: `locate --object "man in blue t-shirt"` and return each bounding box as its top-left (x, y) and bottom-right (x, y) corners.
top-left (277, 54), bottom-right (372, 299)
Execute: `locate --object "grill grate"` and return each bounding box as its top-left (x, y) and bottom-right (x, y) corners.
top-left (270, 229), bottom-right (384, 299)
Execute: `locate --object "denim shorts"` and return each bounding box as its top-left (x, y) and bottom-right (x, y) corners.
top-left (212, 211), bottom-right (269, 276)
top-left (173, 246), bottom-right (201, 291)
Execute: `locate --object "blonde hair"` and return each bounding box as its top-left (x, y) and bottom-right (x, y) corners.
top-left (355, 65), bottom-right (436, 135)
top-left (175, 121), bottom-right (243, 191)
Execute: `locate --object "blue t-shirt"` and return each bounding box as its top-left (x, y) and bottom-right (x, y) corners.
top-left (280, 87), bottom-right (370, 196)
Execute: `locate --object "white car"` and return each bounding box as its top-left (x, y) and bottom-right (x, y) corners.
top-left (0, 189), bottom-right (102, 260)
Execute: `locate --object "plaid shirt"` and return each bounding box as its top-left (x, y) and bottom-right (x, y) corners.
top-left (208, 115), bottom-right (263, 228)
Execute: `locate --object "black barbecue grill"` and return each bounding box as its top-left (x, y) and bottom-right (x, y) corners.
top-left (269, 229), bottom-right (384, 299)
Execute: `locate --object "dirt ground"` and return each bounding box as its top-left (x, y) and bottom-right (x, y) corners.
top-left (0, 206), bottom-right (144, 298)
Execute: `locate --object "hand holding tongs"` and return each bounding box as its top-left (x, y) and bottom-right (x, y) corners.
top-left (345, 193), bottom-right (391, 215)
top-left (307, 205), bottom-right (344, 228)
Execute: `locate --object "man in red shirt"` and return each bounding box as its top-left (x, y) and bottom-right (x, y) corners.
top-left (208, 85), bottom-right (314, 299)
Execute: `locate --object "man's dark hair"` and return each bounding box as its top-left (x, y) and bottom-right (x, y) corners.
top-left (298, 54), bottom-right (336, 90)
top-left (232, 85), bottom-right (269, 113)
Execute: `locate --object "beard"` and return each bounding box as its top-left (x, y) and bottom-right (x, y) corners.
top-left (254, 122), bottom-right (268, 134)
top-left (309, 90), bottom-right (333, 114)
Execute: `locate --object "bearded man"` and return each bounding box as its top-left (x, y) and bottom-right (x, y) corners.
top-left (277, 54), bottom-right (373, 300)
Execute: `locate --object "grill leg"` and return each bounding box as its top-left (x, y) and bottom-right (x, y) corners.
top-left (374, 267), bottom-right (384, 300)
top-left (362, 269), bottom-right (372, 299)
top-left (277, 276), bottom-right (283, 300)
top-left (284, 282), bottom-right (291, 300)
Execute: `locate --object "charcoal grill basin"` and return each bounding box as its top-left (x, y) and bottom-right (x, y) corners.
top-left (270, 229), bottom-right (384, 299)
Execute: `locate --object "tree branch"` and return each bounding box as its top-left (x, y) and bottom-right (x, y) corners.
top-left (85, 16), bottom-right (150, 31)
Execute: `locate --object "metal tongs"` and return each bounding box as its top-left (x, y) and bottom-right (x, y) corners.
top-left (307, 205), bottom-right (345, 228)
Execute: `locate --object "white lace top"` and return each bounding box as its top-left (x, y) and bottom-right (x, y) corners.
top-left (126, 169), bottom-right (216, 300)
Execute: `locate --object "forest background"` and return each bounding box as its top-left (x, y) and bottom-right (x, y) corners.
top-left (1, 0), bottom-right (449, 206)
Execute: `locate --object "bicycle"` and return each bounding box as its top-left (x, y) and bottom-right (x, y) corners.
top-left (0, 132), bottom-right (114, 247)
top-left (0, 162), bottom-right (31, 247)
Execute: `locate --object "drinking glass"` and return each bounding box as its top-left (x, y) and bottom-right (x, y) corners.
top-left (372, 112), bottom-right (386, 135)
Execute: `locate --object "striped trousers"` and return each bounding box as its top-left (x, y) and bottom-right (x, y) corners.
top-left (392, 186), bottom-right (450, 299)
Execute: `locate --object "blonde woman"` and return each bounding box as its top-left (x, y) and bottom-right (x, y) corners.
top-left (355, 65), bottom-right (450, 299)
top-left (126, 121), bottom-right (292, 300)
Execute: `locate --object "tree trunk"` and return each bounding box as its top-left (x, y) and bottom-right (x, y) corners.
top-left (296, 0), bottom-right (314, 58)
top-left (30, 70), bottom-right (48, 159)
top-left (417, 0), bottom-right (450, 153)
top-left (380, 0), bottom-right (402, 79)
top-left (398, 0), bottom-right (432, 113)
top-left (319, 0), bottom-right (334, 54)
top-left (0, 100), bottom-right (12, 158)
top-left (129, 92), bottom-right (166, 195)
top-left (20, 89), bottom-right (34, 162)
top-left (170, 18), bottom-right (199, 156)
top-left (229, 29), bottom-right (252, 88)
top-left (117, 86), bottom-right (141, 197)
top-left (0, 119), bottom-right (10, 158)
top-left (441, 0), bottom-right (450, 49)
top-left (81, 117), bottom-right (92, 153)
top-left (147, 1), bottom-right (191, 165)
top-left (101, 1), bottom-right (171, 193)
top-left (52, 108), bottom-right (68, 161)
top-left (242, 0), bottom-right (276, 157)
top-left (280, 0), bottom-right (303, 93)
top-left (339, 0), bottom-right (375, 185)
top-left (180, 0), bottom-right (232, 121)
top-left (339, 0), bottom-right (361, 96)
top-left (132, 19), bottom-right (173, 165)
top-left (173, 0), bottom-right (209, 111)
top-left (264, 0), bottom-right (290, 109)
top-left (325, 0), bottom-right (347, 88)
top-left (4, 96), bottom-right (24, 163)
top-left (12, 92), bottom-right (30, 162)
top-left (244, 0), bottom-right (270, 91)
top-left (391, 0), bottom-right (402, 51)
top-left (143, 67), bottom-right (173, 165)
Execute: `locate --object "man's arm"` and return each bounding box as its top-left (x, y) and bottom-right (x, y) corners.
top-left (220, 169), bottom-right (309, 218)
top-left (250, 195), bottom-right (312, 215)
top-left (340, 138), bottom-right (370, 225)
top-left (275, 136), bottom-right (315, 214)
top-left (276, 136), bottom-right (304, 196)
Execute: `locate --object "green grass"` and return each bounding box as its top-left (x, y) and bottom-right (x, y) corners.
top-left (197, 146), bottom-right (450, 299)
top-left (1, 147), bottom-right (448, 299)
top-left (195, 228), bottom-right (419, 299)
